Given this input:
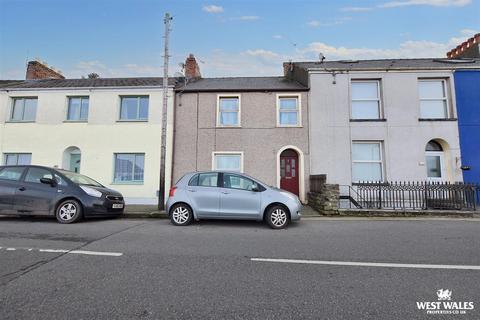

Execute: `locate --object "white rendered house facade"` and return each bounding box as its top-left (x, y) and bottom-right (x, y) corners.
top-left (0, 78), bottom-right (175, 205)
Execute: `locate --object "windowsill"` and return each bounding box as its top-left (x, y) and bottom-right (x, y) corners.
top-left (111, 181), bottom-right (144, 185)
top-left (350, 119), bottom-right (387, 122)
top-left (116, 120), bottom-right (149, 123)
top-left (276, 125), bottom-right (303, 128)
top-left (216, 125), bottom-right (242, 128)
top-left (5, 120), bottom-right (36, 123)
top-left (418, 118), bottom-right (457, 122)
top-left (63, 120), bottom-right (88, 123)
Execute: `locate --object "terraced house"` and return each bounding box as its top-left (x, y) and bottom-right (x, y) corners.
top-left (172, 55), bottom-right (310, 202)
top-left (0, 61), bottom-right (175, 205)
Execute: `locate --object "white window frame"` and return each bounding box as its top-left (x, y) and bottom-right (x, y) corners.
top-left (66, 96), bottom-right (89, 122)
top-left (350, 80), bottom-right (382, 120)
top-left (276, 94), bottom-right (302, 127)
top-left (113, 153), bottom-right (145, 184)
top-left (351, 141), bottom-right (384, 182)
top-left (10, 97), bottom-right (38, 122)
top-left (425, 151), bottom-right (446, 182)
top-left (216, 95), bottom-right (241, 127)
top-left (3, 153), bottom-right (32, 165)
top-left (212, 151), bottom-right (244, 173)
top-left (119, 96), bottom-right (149, 122)
top-left (418, 79), bottom-right (450, 119)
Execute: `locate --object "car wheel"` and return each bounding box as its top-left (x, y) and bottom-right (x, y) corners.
top-left (170, 204), bottom-right (193, 226)
top-left (56, 200), bottom-right (82, 224)
top-left (266, 205), bottom-right (289, 229)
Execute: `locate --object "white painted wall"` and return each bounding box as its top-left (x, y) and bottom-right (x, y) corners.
top-left (308, 70), bottom-right (463, 185)
top-left (0, 87), bottom-right (174, 205)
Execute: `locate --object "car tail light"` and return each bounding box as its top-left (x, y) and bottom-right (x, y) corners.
top-left (169, 186), bottom-right (177, 197)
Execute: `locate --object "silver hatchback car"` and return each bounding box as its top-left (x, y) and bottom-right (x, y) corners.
top-left (166, 171), bottom-right (302, 229)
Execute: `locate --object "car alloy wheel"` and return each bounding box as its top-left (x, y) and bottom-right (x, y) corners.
top-left (56, 200), bottom-right (82, 224)
top-left (266, 205), bottom-right (289, 229)
top-left (170, 204), bottom-right (192, 226)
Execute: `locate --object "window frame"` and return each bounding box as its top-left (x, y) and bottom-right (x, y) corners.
top-left (118, 95), bottom-right (149, 122)
top-left (188, 172), bottom-right (220, 188)
top-left (351, 141), bottom-right (384, 182)
top-left (3, 153), bottom-right (32, 165)
top-left (212, 151), bottom-right (244, 173)
top-left (418, 79), bottom-right (450, 119)
top-left (9, 97), bottom-right (38, 122)
top-left (276, 93), bottom-right (302, 127)
top-left (113, 153), bottom-right (145, 184)
top-left (350, 80), bottom-right (382, 120)
top-left (216, 95), bottom-right (241, 127)
top-left (66, 96), bottom-right (89, 122)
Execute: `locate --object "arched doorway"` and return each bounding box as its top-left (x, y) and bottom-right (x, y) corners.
top-left (63, 147), bottom-right (81, 173)
top-left (425, 140), bottom-right (445, 181)
top-left (280, 149), bottom-right (300, 196)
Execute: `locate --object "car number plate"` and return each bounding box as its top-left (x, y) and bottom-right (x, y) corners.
top-left (112, 204), bottom-right (124, 209)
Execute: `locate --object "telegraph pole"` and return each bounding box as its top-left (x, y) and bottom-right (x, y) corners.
top-left (158, 12), bottom-right (172, 210)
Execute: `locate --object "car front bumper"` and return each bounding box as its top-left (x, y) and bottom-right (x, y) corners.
top-left (83, 197), bottom-right (125, 217)
top-left (287, 199), bottom-right (302, 221)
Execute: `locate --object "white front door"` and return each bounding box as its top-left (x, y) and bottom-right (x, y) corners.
top-left (425, 151), bottom-right (445, 181)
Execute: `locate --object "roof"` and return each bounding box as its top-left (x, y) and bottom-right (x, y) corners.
top-left (0, 77), bottom-right (177, 89)
top-left (292, 58), bottom-right (480, 71)
top-left (176, 77), bottom-right (308, 92)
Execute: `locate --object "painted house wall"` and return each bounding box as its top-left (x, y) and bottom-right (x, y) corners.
top-left (454, 70), bottom-right (480, 183)
top-left (173, 91), bottom-right (310, 202)
top-left (0, 87), bottom-right (175, 205)
top-left (308, 70), bottom-right (463, 185)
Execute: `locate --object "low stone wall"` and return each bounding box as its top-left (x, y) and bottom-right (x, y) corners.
top-left (308, 184), bottom-right (340, 215)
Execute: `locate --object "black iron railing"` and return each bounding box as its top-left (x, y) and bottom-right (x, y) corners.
top-left (341, 181), bottom-right (478, 211)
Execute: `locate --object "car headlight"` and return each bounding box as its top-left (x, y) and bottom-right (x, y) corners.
top-left (80, 186), bottom-right (102, 198)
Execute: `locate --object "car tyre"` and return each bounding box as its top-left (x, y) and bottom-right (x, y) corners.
top-left (170, 204), bottom-right (193, 226)
top-left (266, 205), bottom-right (289, 229)
top-left (55, 199), bottom-right (83, 224)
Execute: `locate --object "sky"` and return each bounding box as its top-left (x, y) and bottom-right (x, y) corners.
top-left (0, 0), bottom-right (479, 79)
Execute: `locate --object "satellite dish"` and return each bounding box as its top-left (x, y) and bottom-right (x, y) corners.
top-left (319, 53), bottom-right (325, 62)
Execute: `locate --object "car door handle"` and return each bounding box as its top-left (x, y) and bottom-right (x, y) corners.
top-left (221, 191), bottom-right (230, 194)
top-left (18, 187), bottom-right (26, 191)
top-left (187, 189), bottom-right (197, 193)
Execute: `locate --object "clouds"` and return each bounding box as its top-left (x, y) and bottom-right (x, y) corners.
top-left (307, 17), bottom-right (352, 27)
top-left (202, 5), bottom-right (224, 13)
top-left (341, 0), bottom-right (472, 11)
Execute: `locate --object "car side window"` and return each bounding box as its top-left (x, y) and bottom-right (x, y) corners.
top-left (24, 168), bottom-right (53, 184)
top-left (189, 173), bottom-right (218, 187)
top-left (0, 167), bottom-right (25, 181)
top-left (54, 174), bottom-right (68, 186)
top-left (223, 173), bottom-right (257, 191)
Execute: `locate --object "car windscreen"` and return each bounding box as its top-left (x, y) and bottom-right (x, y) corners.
top-left (60, 171), bottom-right (103, 187)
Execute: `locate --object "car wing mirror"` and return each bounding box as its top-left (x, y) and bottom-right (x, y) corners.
top-left (40, 177), bottom-right (57, 187)
top-left (251, 185), bottom-right (259, 192)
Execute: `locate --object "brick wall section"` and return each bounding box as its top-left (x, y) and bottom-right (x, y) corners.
top-left (26, 61), bottom-right (65, 80)
top-left (184, 54), bottom-right (201, 79)
top-left (446, 33), bottom-right (480, 59)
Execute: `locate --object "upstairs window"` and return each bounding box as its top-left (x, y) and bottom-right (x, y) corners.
top-left (351, 81), bottom-right (381, 119)
top-left (4, 153), bottom-right (32, 165)
top-left (217, 96), bottom-right (240, 126)
top-left (418, 80), bottom-right (449, 119)
top-left (11, 97), bottom-right (37, 121)
top-left (67, 97), bottom-right (89, 121)
top-left (120, 96), bottom-right (149, 121)
top-left (277, 95), bottom-right (301, 126)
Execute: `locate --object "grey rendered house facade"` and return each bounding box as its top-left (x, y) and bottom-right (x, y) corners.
top-left (286, 58), bottom-right (480, 187)
top-left (173, 62), bottom-right (310, 202)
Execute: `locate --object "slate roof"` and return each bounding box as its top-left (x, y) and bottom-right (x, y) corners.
top-left (177, 77), bottom-right (308, 92)
top-left (292, 58), bottom-right (480, 71)
top-left (0, 77), bottom-right (177, 89)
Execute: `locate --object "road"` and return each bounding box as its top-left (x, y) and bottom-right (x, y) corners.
top-left (0, 216), bottom-right (479, 319)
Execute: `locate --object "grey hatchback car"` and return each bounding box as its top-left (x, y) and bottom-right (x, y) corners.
top-left (166, 171), bottom-right (302, 229)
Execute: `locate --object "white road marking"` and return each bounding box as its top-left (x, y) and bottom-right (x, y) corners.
top-left (1, 246), bottom-right (123, 257)
top-left (251, 258), bottom-right (480, 270)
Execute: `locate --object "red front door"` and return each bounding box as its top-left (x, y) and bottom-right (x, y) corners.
top-left (280, 150), bottom-right (299, 196)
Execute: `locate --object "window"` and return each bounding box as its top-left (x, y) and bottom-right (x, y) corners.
top-left (0, 167), bottom-right (25, 181)
top-left (11, 97), bottom-right (37, 121)
top-left (217, 96), bottom-right (240, 126)
top-left (222, 173), bottom-right (257, 191)
top-left (213, 152), bottom-right (243, 172)
top-left (114, 153), bottom-right (145, 183)
top-left (425, 140), bottom-right (445, 181)
top-left (189, 173), bottom-right (218, 187)
top-left (24, 168), bottom-right (53, 184)
top-left (120, 96), bottom-right (149, 121)
top-left (418, 80), bottom-right (449, 119)
top-left (277, 95), bottom-right (301, 126)
top-left (352, 142), bottom-right (383, 182)
top-left (4, 153), bottom-right (31, 165)
top-left (67, 97), bottom-right (89, 121)
top-left (351, 81), bottom-right (381, 119)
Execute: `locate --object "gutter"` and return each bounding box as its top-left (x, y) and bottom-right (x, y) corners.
top-left (0, 85), bottom-right (176, 92)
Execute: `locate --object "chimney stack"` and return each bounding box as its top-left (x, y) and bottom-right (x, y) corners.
top-left (184, 54), bottom-right (201, 79)
top-left (446, 33), bottom-right (480, 59)
top-left (26, 60), bottom-right (65, 80)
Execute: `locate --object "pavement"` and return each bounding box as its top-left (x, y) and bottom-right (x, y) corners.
top-left (0, 217), bottom-right (479, 319)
